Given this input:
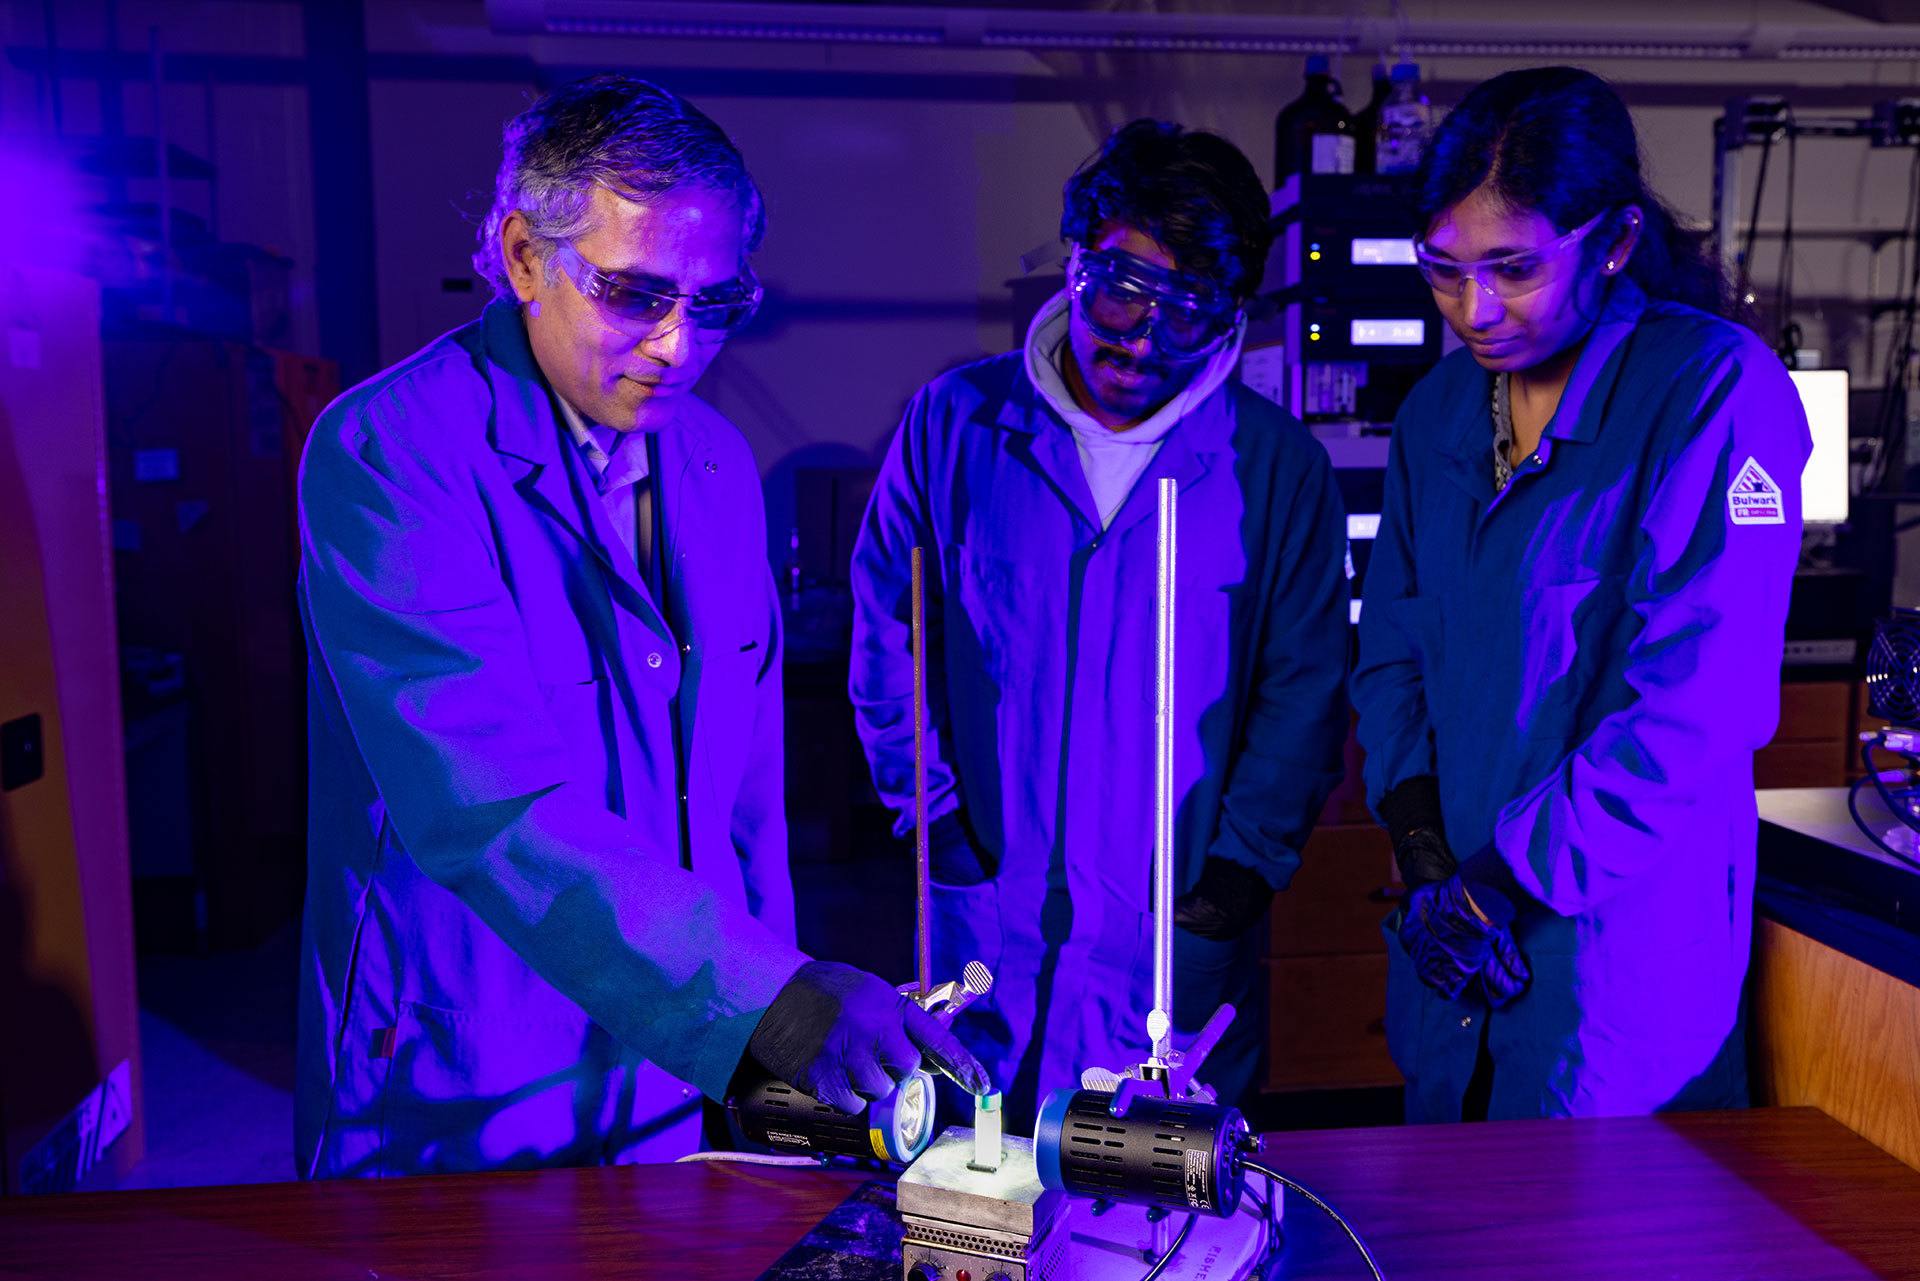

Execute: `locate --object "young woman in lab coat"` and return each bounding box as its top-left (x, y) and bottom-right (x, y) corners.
top-left (1353, 66), bottom-right (1811, 1121)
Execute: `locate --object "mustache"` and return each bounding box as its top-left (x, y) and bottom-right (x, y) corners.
top-left (1094, 345), bottom-right (1171, 378)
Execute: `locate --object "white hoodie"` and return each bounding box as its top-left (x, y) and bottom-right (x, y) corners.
top-left (1022, 290), bottom-right (1245, 529)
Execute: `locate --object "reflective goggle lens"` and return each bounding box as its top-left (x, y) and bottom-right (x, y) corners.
top-left (559, 244), bottom-right (763, 334)
top-left (594, 278), bottom-right (762, 333)
top-left (1414, 250), bottom-right (1556, 300)
top-left (1073, 253), bottom-right (1234, 359)
top-left (1414, 210), bottom-right (1609, 302)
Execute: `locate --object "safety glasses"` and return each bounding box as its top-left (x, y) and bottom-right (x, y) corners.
top-left (551, 242), bottom-right (763, 336)
top-left (1413, 210), bottom-right (1609, 302)
top-left (1068, 248), bottom-right (1240, 361)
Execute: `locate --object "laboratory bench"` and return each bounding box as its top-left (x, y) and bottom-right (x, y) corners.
top-left (0, 1108), bottom-right (1914, 1279)
top-left (1753, 786), bottom-right (1920, 1173)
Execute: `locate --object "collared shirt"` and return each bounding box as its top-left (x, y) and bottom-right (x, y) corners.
top-left (555, 394), bottom-right (655, 577)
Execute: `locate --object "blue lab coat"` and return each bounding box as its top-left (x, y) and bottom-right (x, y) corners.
top-left (295, 301), bottom-right (803, 1177)
top-left (1353, 280), bottom-right (1810, 1121)
top-left (849, 351), bottom-right (1349, 1116)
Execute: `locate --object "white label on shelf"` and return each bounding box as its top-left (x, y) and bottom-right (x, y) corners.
top-left (1350, 318), bottom-right (1426, 347)
top-left (1350, 238), bottom-right (1417, 266)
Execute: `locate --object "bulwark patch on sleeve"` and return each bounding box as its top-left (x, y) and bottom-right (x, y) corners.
top-left (1728, 456), bottom-right (1785, 526)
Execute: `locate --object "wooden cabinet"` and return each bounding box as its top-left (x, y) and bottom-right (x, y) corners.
top-left (1751, 920), bottom-right (1920, 1171)
top-left (1265, 822), bottom-right (1401, 1092)
top-left (1754, 680), bottom-right (1857, 788)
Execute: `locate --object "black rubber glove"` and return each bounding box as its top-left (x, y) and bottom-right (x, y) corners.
top-left (1395, 830), bottom-right (1458, 892)
top-left (747, 961), bottom-right (990, 1113)
top-left (927, 811), bottom-right (994, 887)
top-left (1378, 775), bottom-right (1457, 891)
top-left (1173, 856), bottom-right (1276, 940)
top-left (1398, 875), bottom-right (1529, 1005)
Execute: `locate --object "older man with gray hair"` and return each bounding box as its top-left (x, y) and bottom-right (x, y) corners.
top-left (295, 75), bottom-right (983, 1178)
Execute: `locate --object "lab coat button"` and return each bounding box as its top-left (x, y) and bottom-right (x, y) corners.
top-left (647, 652), bottom-right (663, 668)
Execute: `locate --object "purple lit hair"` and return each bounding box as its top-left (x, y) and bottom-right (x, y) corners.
top-left (474, 74), bottom-right (765, 298)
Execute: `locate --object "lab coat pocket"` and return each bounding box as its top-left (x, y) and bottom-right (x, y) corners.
top-left (1521, 574), bottom-right (1623, 741)
top-left (381, 1000), bottom-right (607, 1173)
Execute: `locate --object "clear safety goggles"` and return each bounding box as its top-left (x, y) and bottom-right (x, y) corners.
top-left (552, 242), bottom-right (763, 336)
top-left (1413, 210), bottom-right (1608, 302)
top-left (1068, 247), bottom-right (1240, 361)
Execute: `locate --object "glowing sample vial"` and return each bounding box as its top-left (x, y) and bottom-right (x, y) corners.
top-left (969, 1091), bottom-right (1003, 1174)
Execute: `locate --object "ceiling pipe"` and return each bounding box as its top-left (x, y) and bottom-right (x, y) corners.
top-left (487, 0), bottom-right (1920, 61)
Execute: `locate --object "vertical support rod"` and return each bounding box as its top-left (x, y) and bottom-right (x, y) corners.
top-left (1150, 479), bottom-right (1178, 1067)
top-left (911, 545), bottom-right (932, 1000)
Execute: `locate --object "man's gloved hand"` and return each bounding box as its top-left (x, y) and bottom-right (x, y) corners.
top-left (1377, 774), bottom-right (1457, 891)
top-left (927, 811), bottom-right (994, 887)
top-left (1173, 856), bottom-right (1275, 940)
top-left (747, 960), bottom-right (990, 1114)
top-left (1397, 875), bottom-right (1527, 1007)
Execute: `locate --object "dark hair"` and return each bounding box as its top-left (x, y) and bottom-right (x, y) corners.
top-left (1061, 119), bottom-right (1273, 304)
top-left (1416, 67), bottom-right (1731, 318)
top-left (475, 74), bottom-right (765, 298)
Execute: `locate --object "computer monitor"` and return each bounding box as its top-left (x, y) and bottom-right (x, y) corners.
top-left (1789, 369), bottom-right (1849, 525)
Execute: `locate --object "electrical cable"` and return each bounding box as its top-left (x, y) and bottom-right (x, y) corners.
top-left (1852, 739), bottom-right (1920, 871)
top-left (1242, 1158), bottom-right (1386, 1281)
top-left (672, 1150), bottom-right (820, 1167)
top-left (1735, 122), bottom-right (1775, 310)
top-left (1138, 1212), bottom-right (1197, 1281)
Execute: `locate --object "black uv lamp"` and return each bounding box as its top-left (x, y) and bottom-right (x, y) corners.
top-left (727, 1068), bottom-right (936, 1164)
top-left (1033, 1085), bottom-right (1252, 1217)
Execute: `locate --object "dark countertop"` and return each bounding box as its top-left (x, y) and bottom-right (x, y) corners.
top-left (1756, 787), bottom-right (1920, 987)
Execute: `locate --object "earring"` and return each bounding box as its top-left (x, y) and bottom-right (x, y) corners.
top-left (1606, 260), bottom-right (1617, 272)
top-left (529, 299), bottom-right (541, 317)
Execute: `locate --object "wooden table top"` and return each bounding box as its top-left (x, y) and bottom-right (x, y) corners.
top-left (1, 1107), bottom-right (1915, 1280)
top-left (1262, 1107), bottom-right (1920, 1280)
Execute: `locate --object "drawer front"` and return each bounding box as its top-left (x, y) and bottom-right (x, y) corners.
top-left (1270, 825), bottom-right (1398, 958)
top-left (1265, 953), bottom-right (1400, 1092)
top-left (1754, 740), bottom-right (1848, 790)
top-left (1773, 681), bottom-right (1850, 743)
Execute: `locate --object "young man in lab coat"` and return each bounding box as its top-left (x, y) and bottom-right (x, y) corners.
top-left (849, 120), bottom-right (1350, 1122)
top-left (296, 76), bottom-right (982, 1178)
